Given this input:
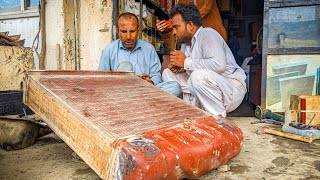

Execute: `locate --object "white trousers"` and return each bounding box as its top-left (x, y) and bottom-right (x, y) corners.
top-left (162, 68), bottom-right (246, 117)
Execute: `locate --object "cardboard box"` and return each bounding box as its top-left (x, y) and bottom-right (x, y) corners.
top-left (290, 95), bottom-right (320, 126)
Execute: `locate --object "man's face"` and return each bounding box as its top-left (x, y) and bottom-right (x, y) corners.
top-left (171, 14), bottom-right (192, 44)
top-left (117, 16), bottom-right (139, 51)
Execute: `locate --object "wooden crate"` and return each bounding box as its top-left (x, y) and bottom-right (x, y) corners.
top-left (290, 95), bottom-right (320, 126)
top-left (24, 70), bottom-right (243, 179)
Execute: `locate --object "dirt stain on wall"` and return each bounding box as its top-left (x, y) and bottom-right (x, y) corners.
top-left (0, 46), bottom-right (34, 91)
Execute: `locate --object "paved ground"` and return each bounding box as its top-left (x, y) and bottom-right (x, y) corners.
top-left (0, 117), bottom-right (319, 180)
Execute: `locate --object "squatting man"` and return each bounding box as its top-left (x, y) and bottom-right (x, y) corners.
top-left (161, 3), bottom-right (246, 117)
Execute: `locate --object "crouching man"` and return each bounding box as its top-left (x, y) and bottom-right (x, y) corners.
top-left (162, 3), bottom-right (246, 116)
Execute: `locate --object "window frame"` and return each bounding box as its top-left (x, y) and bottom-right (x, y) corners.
top-left (0, 0), bottom-right (39, 20)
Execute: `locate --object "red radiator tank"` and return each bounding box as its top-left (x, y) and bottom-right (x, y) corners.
top-left (110, 116), bottom-right (243, 179)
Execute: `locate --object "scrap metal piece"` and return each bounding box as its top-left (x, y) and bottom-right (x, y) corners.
top-left (251, 119), bottom-right (284, 126)
top-left (24, 71), bottom-right (243, 179)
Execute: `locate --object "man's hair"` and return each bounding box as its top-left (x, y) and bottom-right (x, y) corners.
top-left (169, 3), bottom-right (202, 27)
top-left (117, 12), bottom-right (139, 27)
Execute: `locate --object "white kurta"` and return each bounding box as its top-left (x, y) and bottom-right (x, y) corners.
top-left (163, 27), bottom-right (246, 116)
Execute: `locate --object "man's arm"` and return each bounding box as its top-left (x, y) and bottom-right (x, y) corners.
top-left (98, 48), bottom-right (111, 71)
top-left (156, 20), bottom-right (171, 33)
top-left (148, 48), bottom-right (162, 85)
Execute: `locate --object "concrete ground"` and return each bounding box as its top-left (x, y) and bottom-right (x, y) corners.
top-left (0, 117), bottom-right (319, 180)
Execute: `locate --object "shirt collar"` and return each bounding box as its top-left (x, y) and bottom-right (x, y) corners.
top-left (190, 26), bottom-right (203, 47)
top-left (119, 39), bottom-right (142, 52)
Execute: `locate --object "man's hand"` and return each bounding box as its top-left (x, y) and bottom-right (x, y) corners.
top-left (170, 50), bottom-right (186, 68)
top-left (139, 73), bottom-right (154, 84)
top-left (168, 63), bottom-right (182, 74)
top-left (156, 20), bottom-right (171, 33)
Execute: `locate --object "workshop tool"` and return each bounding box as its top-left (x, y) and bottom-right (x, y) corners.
top-left (257, 126), bottom-right (315, 143)
top-left (289, 122), bottom-right (313, 130)
top-left (251, 119), bottom-right (284, 126)
top-left (24, 70), bottom-right (243, 180)
top-left (255, 106), bottom-right (285, 122)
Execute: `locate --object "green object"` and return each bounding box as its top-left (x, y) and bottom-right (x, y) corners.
top-left (255, 106), bottom-right (285, 122)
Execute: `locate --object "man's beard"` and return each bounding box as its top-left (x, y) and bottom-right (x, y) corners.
top-left (178, 29), bottom-right (192, 44)
top-left (122, 39), bottom-right (136, 50)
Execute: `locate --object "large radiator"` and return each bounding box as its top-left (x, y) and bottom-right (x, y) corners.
top-left (24, 71), bottom-right (243, 179)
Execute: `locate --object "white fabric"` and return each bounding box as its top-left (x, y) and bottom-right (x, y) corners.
top-left (241, 56), bottom-right (253, 90)
top-left (241, 56), bottom-right (253, 74)
top-left (163, 27), bottom-right (247, 116)
top-left (182, 27), bottom-right (246, 86)
top-left (163, 69), bottom-right (245, 116)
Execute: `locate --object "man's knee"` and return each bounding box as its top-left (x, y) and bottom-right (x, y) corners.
top-left (189, 69), bottom-right (219, 90)
top-left (157, 81), bottom-right (182, 96)
top-left (162, 68), bottom-right (175, 82)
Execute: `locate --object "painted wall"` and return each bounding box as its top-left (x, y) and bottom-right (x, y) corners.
top-left (45, 0), bottom-right (64, 70)
top-left (77, 0), bottom-right (113, 70)
top-left (0, 0), bottom-right (114, 70)
top-left (44, 0), bottom-right (113, 70)
top-left (0, 46), bottom-right (34, 91)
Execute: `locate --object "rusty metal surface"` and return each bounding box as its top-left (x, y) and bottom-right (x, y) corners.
top-left (24, 70), bottom-right (243, 179)
top-left (28, 71), bottom-right (208, 138)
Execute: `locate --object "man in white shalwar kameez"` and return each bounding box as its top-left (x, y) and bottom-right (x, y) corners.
top-left (162, 3), bottom-right (246, 117)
